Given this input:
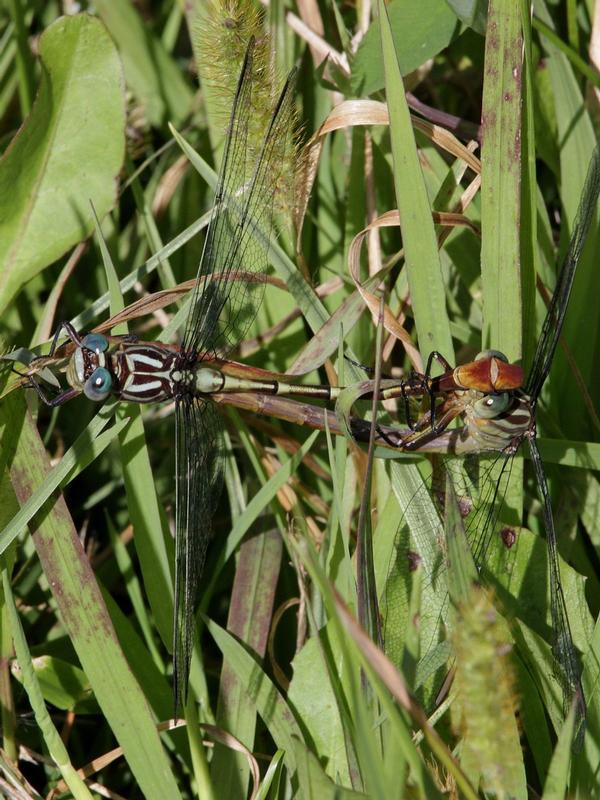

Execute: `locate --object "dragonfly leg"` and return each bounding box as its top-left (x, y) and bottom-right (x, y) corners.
top-left (400, 400), bottom-right (462, 449)
top-left (397, 425), bottom-right (436, 451)
top-left (423, 351), bottom-right (453, 431)
top-left (370, 423), bottom-right (411, 448)
top-left (29, 321), bottom-right (84, 364)
top-left (424, 350), bottom-right (453, 375)
top-left (47, 321), bottom-right (84, 356)
top-left (400, 376), bottom-right (427, 430)
top-left (26, 376), bottom-right (81, 407)
top-left (400, 352), bottom-right (453, 430)
top-left (344, 355), bottom-right (376, 376)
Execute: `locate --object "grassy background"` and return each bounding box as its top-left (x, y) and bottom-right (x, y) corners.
top-left (0, 0), bottom-right (599, 797)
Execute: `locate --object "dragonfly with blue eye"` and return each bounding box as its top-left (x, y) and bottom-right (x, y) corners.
top-left (12, 39), bottom-right (347, 714)
top-left (26, 323), bottom-right (347, 408)
top-left (11, 37), bottom-right (435, 714)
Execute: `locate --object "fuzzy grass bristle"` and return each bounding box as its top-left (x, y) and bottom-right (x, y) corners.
top-left (189, 0), bottom-right (298, 229)
top-left (450, 586), bottom-right (524, 796)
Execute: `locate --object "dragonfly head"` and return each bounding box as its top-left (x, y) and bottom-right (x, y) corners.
top-left (470, 391), bottom-right (512, 419)
top-left (66, 333), bottom-right (115, 401)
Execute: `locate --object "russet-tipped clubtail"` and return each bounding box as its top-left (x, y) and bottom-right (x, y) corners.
top-left (386, 142), bottom-right (600, 750)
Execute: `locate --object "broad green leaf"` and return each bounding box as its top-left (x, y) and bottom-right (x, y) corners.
top-left (288, 625), bottom-right (350, 786)
top-left (536, 438), bottom-right (600, 470)
top-left (352, 0), bottom-right (459, 96)
top-left (11, 655), bottom-right (98, 714)
top-left (292, 737), bottom-right (367, 800)
top-left (485, 523), bottom-right (592, 655)
top-left (95, 0), bottom-right (192, 126)
top-left (445, 0), bottom-right (487, 34)
top-left (0, 14), bottom-right (126, 313)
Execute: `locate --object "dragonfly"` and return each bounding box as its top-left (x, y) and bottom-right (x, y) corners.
top-left (387, 141), bottom-right (600, 749)
top-left (9, 38), bottom-right (372, 713)
top-left (12, 37), bottom-right (466, 712)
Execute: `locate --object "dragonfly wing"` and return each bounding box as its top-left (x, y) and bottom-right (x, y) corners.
top-left (385, 452), bottom-right (512, 695)
top-left (528, 435), bottom-right (586, 750)
top-left (526, 143), bottom-right (600, 401)
top-left (182, 38), bottom-right (297, 359)
top-left (389, 440), bottom-right (586, 747)
top-left (173, 397), bottom-right (225, 712)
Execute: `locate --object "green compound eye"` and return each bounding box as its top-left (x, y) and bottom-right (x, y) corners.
top-left (473, 392), bottom-right (511, 419)
top-left (475, 349), bottom-right (508, 363)
top-left (83, 367), bottom-right (113, 401)
top-left (82, 333), bottom-right (109, 354)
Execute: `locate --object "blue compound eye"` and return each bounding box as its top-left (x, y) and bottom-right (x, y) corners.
top-left (83, 367), bottom-right (113, 401)
top-left (474, 392), bottom-right (511, 419)
top-left (82, 333), bottom-right (109, 354)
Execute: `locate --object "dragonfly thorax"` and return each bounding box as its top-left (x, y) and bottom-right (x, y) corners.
top-left (113, 344), bottom-right (178, 403)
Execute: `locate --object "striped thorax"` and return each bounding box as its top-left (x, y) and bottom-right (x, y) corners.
top-left (113, 344), bottom-right (178, 402)
top-left (462, 388), bottom-right (532, 452)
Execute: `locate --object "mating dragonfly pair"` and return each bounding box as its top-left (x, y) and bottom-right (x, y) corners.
top-left (10, 37), bottom-right (599, 750)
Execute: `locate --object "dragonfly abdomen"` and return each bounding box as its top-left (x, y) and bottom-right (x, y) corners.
top-left (186, 366), bottom-right (337, 400)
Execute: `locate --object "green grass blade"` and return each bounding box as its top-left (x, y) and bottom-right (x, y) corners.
top-left (480, 1), bottom-right (523, 359)
top-left (377, 0), bottom-right (454, 362)
top-left (2, 569), bottom-right (95, 799)
top-left (210, 531), bottom-right (283, 796)
top-left (0, 404), bottom-right (124, 556)
top-left (3, 395), bottom-right (181, 798)
top-left (206, 618), bottom-right (302, 773)
top-left (201, 430), bottom-right (320, 601)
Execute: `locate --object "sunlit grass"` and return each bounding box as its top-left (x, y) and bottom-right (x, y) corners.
top-left (0, 1), bottom-right (598, 797)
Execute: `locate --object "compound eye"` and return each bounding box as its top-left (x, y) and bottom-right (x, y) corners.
top-left (81, 333), bottom-right (109, 354)
top-left (475, 349), bottom-right (508, 363)
top-left (474, 392), bottom-right (511, 419)
top-left (83, 367), bottom-right (113, 401)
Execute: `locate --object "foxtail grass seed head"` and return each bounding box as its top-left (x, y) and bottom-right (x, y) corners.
top-left (451, 587), bottom-right (522, 796)
top-left (191, 0), bottom-right (298, 226)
